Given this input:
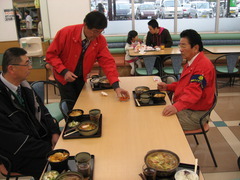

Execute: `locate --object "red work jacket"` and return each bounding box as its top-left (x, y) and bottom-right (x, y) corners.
top-left (46, 24), bottom-right (119, 85)
top-left (167, 52), bottom-right (216, 112)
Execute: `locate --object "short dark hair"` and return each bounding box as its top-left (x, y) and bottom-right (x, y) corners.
top-left (84, 11), bottom-right (107, 29)
top-left (148, 19), bottom-right (159, 29)
top-left (25, 10), bottom-right (30, 15)
top-left (180, 29), bottom-right (203, 51)
top-left (2, 47), bottom-right (27, 74)
top-left (127, 30), bottom-right (138, 44)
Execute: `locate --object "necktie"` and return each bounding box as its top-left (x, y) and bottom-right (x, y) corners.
top-left (82, 39), bottom-right (89, 54)
top-left (16, 86), bottom-right (24, 106)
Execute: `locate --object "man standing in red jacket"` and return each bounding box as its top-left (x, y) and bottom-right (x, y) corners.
top-left (46, 11), bottom-right (129, 109)
top-left (157, 29), bottom-right (216, 131)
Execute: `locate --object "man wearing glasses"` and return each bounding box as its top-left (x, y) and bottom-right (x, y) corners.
top-left (46, 11), bottom-right (129, 109)
top-left (157, 29), bottom-right (216, 131)
top-left (0, 47), bottom-right (60, 179)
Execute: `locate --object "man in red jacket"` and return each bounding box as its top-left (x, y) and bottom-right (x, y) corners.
top-left (46, 11), bottom-right (129, 109)
top-left (157, 29), bottom-right (216, 131)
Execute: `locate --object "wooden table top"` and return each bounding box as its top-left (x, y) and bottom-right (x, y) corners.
top-left (54, 76), bottom-right (202, 180)
top-left (129, 47), bottom-right (181, 57)
top-left (204, 45), bottom-right (240, 54)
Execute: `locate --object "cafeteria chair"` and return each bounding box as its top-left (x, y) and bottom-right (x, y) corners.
top-left (161, 75), bottom-right (178, 100)
top-left (44, 62), bottom-right (58, 96)
top-left (184, 94), bottom-right (218, 167)
top-left (60, 99), bottom-right (75, 122)
top-left (161, 55), bottom-right (183, 79)
top-left (0, 154), bottom-right (32, 180)
top-left (31, 81), bottom-right (64, 123)
top-left (213, 54), bottom-right (240, 87)
top-left (135, 56), bottom-right (159, 76)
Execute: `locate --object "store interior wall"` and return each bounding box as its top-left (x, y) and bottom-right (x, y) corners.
top-left (0, 1), bottom-right (18, 41)
top-left (0, 0), bottom-right (90, 42)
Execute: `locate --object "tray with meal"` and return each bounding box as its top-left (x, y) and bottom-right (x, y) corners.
top-left (62, 114), bottom-right (102, 139)
top-left (89, 76), bottom-right (113, 91)
top-left (144, 149), bottom-right (200, 180)
top-left (133, 87), bottom-right (166, 107)
top-left (43, 154), bottom-right (95, 180)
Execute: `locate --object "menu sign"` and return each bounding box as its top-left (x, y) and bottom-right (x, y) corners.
top-left (4, 9), bottom-right (14, 21)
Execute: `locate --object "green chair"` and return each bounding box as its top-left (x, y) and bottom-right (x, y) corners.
top-left (136, 56), bottom-right (159, 76)
top-left (214, 54), bottom-right (240, 87)
top-left (31, 81), bottom-right (64, 123)
top-left (59, 99), bottom-right (75, 122)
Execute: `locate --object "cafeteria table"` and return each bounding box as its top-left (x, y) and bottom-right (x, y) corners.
top-left (52, 76), bottom-right (203, 180)
top-left (204, 45), bottom-right (240, 54)
top-left (129, 47), bottom-right (181, 76)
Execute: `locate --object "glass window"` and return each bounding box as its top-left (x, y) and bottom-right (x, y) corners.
top-left (90, 0), bottom-right (240, 35)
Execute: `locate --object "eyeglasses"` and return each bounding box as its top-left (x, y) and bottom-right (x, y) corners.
top-left (10, 60), bottom-right (32, 67)
top-left (90, 29), bottom-right (104, 35)
top-left (178, 44), bottom-right (188, 49)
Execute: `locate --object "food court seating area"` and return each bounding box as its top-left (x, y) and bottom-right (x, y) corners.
top-left (0, 33), bottom-right (239, 78)
top-left (99, 33), bottom-right (240, 77)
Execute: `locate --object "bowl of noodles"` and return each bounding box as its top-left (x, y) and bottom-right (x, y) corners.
top-left (144, 149), bottom-right (180, 177)
top-left (47, 149), bottom-right (70, 173)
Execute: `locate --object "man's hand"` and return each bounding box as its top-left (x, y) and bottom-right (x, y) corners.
top-left (157, 82), bottom-right (167, 91)
top-left (64, 71), bottom-right (78, 82)
top-left (162, 105), bottom-right (178, 116)
top-left (115, 88), bottom-right (130, 98)
top-left (51, 133), bottom-right (60, 149)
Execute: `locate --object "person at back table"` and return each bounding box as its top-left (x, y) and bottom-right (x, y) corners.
top-left (157, 29), bottom-right (216, 131)
top-left (0, 47), bottom-right (60, 179)
top-left (125, 30), bottom-right (142, 76)
top-left (146, 19), bottom-right (173, 48)
top-left (46, 11), bottom-right (129, 109)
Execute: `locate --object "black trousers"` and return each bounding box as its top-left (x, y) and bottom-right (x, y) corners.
top-left (56, 76), bottom-right (85, 110)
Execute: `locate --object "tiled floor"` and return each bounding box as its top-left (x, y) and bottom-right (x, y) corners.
top-left (1, 77), bottom-right (240, 180)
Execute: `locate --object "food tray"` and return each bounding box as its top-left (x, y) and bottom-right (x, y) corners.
top-left (44, 155), bottom-right (95, 180)
top-left (156, 163), bottom-right (200, 180)
top-left (62, 115), bottom-right (102, 139)
top-left (132, 90), bottom-right (166, 107)
top-left (89, 80), bottom-right (113, 91)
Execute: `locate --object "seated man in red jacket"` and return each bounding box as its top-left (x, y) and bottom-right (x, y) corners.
top-left (157, 29), bottom-right (216, 131)
top-left (46, 11), bottom-right (129, 109)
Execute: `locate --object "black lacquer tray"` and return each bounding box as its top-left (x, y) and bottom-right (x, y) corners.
top-left (44, 155), bottom-right (95, 180)
top-left (155, 163), bottom-right (200, 180)
top-left (62, 115), bottom-right (102, 139)
top-left (133, 90), bottom-right (166, 107)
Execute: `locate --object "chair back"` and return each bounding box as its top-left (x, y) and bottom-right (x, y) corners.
top-left (31, 81), bottom-right (59, 104)
top-left (31, 81), bottom-right (45, 102)
top-left (0, 154), bottom-right (26, 180)
top-left (60, 99), bottom-right (75, 122)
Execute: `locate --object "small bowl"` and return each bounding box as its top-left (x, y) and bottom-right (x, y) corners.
top-left (99, 78), bottom-right (111, 88)
top-left (140, 98), bottom-right (150, 104)
top-left (42, 170), bottom-right (59, 180)
top-left (55, 171), bottom-right (84, 180)
top-left (47, 149), bottom-right (70, 173)
top-left (152, 92), bottom-right (166, 103)
top-left (144, 149), bottom-right (180, 177)
top-left (76, 121), bottom-right (99, 136)
top-left (175, 169), bottom-right (199, 180)
top-left (68, 109), bottom-right (84, 122)
top-left (135, 86), bottom-right (150, 99)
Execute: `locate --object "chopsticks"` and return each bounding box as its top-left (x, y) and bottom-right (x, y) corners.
top-left (135, 99), bottom-right (141, 106)
top-left (63, 129), bottom-right (78, 137)
top-left (194, 158), bottom-right (198, 174)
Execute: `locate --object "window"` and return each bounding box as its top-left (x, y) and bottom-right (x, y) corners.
top-left (90, 0), bottom-right (240, 35)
